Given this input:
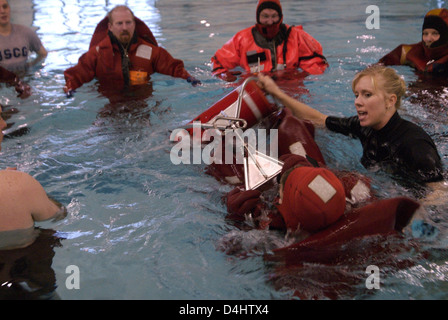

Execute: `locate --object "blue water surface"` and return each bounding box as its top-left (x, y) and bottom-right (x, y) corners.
top-left (1, 0), bottom-right (448, 300)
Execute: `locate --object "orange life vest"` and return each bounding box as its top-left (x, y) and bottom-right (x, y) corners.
top-left (211, 24), bottom-right (327, 76)
top-left (64, 16), bottom-right (190, 91)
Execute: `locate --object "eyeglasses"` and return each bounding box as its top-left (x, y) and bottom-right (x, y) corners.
top-left (260, 13), bottom-right (279, 20)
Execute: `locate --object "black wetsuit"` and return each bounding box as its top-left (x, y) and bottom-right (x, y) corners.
top-left (325, 112), bottom-right (443, 184)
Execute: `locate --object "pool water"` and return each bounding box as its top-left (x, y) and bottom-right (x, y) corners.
top-left (1, 0), bottom-right (448, 300)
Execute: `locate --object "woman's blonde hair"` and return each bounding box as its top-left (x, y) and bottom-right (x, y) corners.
top-left (352, 65), bottom-right (407, 109)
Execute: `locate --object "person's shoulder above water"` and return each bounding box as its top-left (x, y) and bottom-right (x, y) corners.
top-left (0, 170), bottom-right (67, 233)
top-left (393, 116), bottom-right (443, 182)
top-left (8, 23), bottom-right (35, 35)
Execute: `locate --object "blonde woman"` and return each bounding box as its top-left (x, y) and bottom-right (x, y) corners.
top-left (257, 65), bottom-right (443, 184)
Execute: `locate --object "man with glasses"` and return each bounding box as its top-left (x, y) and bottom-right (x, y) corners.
top-left (211, 0), bottom-right (328, 82)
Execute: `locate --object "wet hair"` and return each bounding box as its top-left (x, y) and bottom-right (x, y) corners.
top-left (352, 65), bottom-right (407, 109)
top-left (107, 5), bottom-right (135, 24)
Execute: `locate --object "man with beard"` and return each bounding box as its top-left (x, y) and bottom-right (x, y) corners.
top-left (63, 5), bottom-right (200, 98)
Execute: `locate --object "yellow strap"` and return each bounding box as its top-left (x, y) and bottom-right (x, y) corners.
top-left (400, 45), bottom-right (412, 65)
top-left (129, 70), bottom-right (148, 85)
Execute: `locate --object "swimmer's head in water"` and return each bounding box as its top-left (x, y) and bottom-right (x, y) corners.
top-left (277, 166), bottom-right (346, 233)
top-left (422, 8), bottom-right (448, 48)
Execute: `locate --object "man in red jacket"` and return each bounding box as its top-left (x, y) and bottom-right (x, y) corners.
top-left (63, 5), bottom-right (200, 98)
top-left (211, 0), bottom-right (328, 82)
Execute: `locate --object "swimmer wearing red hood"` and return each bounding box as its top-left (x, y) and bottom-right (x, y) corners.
top-left (226, 153), bottom-right (419, 247)
top-left (211, 0), bottom-right (328, 82)
top-left (226, 149), bottom-right (374, 227)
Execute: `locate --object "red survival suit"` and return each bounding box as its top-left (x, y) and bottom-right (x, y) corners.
top-left (379, 8), bottom-right (448, 74)
top-left (223, 108), bottom-right (376, 230)
top-left (225, 153), bottom-right (421, 266)
top-left (225, 153), bottom-right (376, 231)
top-left (64, 16), bottom-right (192, 93)
top-left (223, 111), bottom-right (420, 258)
top-left (211, 0), bottom-right (328, 80)
top-left (379, 42), bottom-right (448, 74)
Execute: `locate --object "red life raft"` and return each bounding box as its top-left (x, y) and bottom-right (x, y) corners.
top-left (185, 78), bottom-right (277, 135)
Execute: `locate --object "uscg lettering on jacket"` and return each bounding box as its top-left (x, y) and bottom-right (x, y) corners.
top-left (136, 44), bottom-right (152, 60)
top-left (0, 47), bottom-right (28, 61)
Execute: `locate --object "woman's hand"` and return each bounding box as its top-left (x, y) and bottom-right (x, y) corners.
top-left (257, 73), bottom-right (282, 97)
